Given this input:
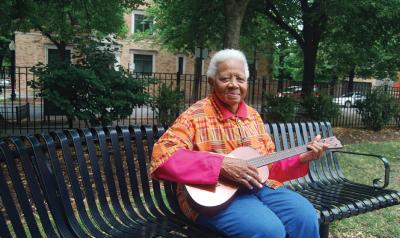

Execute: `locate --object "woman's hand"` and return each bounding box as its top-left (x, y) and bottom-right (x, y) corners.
top-left (220, 157), bottom-right (263, 190)
top-left (300, 135), bottom-right (329, 163)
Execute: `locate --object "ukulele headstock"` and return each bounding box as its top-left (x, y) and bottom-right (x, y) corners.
top-left (322, 136), bottom-right (343, 150)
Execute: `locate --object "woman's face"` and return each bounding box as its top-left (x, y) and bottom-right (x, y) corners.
top-left (209, 58), bottom-right (248, 113)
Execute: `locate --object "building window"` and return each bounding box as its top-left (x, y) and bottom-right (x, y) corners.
top-left (176, 55), bottom-right (186, 74)
top-left (132, 10), bottom-right (153, 33)
top-left (47, 48), bottom-right (71, 65)
top-left (133, 53), bottom-right (154, 73)
top-left (114, 52), bottom-right (121, 71)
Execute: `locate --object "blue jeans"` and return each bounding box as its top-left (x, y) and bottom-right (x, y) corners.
top-left (196, 186), bottom-right (319, 238)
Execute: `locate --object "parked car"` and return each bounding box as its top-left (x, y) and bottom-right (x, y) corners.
top-left (332, 92), bottom-right (366, 108)
top-left (278, 85), bottom-right (319, 97)
top-left (0, 78), bottom-right (11, 88)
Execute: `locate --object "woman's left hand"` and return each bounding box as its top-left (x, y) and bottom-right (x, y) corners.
top-left (299, 135), bottom-right (329, 163)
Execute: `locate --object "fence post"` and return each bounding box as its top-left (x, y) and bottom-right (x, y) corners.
top-left (260, 76), bottom-right (267, 119)
top-left (10, 48), bottom-right (16, 101)
top-left (176, 72), bottom-right (181, 118)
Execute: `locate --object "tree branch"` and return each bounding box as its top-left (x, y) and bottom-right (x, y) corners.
top-left (35, 24), bottom-right (61, 48)
top-left (264, 0), bottom-right (304, 48)
top-left (313, 13), bottom-right (327, 44)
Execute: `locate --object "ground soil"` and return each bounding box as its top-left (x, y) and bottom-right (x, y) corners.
top-left (333, 127), bottom-right (400, 144)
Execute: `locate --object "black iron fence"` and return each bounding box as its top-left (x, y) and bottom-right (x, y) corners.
top-left (1, 66), bottom-right (399, 136)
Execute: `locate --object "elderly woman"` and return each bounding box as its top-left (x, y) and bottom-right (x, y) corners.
top-left (150, 49), bottom-right (327, 238)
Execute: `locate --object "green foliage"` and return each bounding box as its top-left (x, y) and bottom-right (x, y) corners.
top-left (300, 94), bottom-right (341, 121)
top-left (148, 0), bottom-right (400, 93)
top-left (262, 94), bottom-right (298, 122)
top-left (30, 39), bottom-right (150, 126)
top-left (0, 0), bottom-right (146, 66)
top-left (0, 0), bottom-right (15, 66)
top-left (262, 93), bottom-right (342, 122)
top-left (150, 83), bottom-right (184, 126)
top-left (271, 43), bottom-right (304, 82)
top-left (146, 0), bottom-right (224, 53)
top-left (356, 90), bottom-right (400, 131)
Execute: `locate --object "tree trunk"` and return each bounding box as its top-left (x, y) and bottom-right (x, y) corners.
top-left (0, 43), bottom-right (5, 67)
top-left (265, 42), bottom-right (273, 85)
top-left (330, 75), bottom-right (338, 96)
top-left (301, 41), bottom-right (318, 96)
top-left (347, 66), bottom-right (355, 93)
top-left (278, 53), bottom-right (285, 93)
top-left (67, 117), bottom-right (73, 128)
top-left (223, 0), bottom-right (250, 49)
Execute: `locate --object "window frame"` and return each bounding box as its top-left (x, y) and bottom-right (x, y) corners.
top-left (45, 45), bottom-right (73, 65)
top-left (131, 10), bottom-right (154, 33)
top-left (176, 55), bottom-right (186, 74)
top-left (131, 50), bottom-right (156, 73)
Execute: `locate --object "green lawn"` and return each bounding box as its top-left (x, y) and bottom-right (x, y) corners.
top-left (329, 140), bottom-right (400, 238)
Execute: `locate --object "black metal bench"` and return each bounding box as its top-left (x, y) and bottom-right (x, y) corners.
top-left (0, 122), bottom-right (399, 237)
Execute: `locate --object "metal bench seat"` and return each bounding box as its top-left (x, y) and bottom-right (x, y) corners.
top-left (265, 122), bottom-right (400, 237)
top-left (0, 121), bottom-right (399, 237)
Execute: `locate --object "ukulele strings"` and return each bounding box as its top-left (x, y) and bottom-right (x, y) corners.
top-left (248, 145), bottom-right (308, 168)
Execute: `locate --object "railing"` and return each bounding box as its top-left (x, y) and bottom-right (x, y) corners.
top-left (1, 66), bottom-right (399, 136)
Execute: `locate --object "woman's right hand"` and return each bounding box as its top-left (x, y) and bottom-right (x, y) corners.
top-left (220, 157), bottom-right (263, 190)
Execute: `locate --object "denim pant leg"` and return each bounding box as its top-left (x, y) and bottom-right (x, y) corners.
top-left (196, 192), bottom-right (286, 238)
top-left (255, 186), bottom-right (320, 238)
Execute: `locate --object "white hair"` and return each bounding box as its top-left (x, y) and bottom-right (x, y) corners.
top-left (206, 49), bottom-right (250, 80)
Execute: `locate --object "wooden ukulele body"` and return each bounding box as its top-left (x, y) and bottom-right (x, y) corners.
top-left (184, 147), bottom-right (269, 215)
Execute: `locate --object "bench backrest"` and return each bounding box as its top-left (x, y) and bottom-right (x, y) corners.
top-left (0, 121), bottom-right (338, 236)
top-left (264, 122), bottom-right (337, 189)
top-left (0, 136), bottom-right (74, 237)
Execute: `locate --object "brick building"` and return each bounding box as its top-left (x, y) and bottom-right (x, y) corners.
top-left (14, 8), bottom-right (270, 76)
top-left (14, 9), bottom-right (200, 74)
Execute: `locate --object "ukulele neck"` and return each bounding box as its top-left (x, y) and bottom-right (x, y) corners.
top-left (248, 145), bottom-right (309, 168)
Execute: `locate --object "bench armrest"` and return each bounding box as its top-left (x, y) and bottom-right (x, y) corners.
top-left (332, 150), bottom-right (390, 190)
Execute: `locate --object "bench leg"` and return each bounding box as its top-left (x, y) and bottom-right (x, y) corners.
top-left (319, 223), bottom-right (329, 238)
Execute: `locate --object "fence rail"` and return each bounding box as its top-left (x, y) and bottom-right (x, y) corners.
top-left (1, 66), bottom-right (399, 136)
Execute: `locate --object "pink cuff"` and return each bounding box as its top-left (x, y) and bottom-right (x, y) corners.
top-left (152, 149), bottom-right (224, 185)
top-left (269, 155), bottom-right (309, 182)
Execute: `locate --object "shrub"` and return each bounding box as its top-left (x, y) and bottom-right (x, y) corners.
top-left (300, 94), bottom-right (340, 121)
top-left (356, 90), bottom-right (400, 131)
top-left (262, 94), bottom-right (298, 122)
top-left (150, 83), bottom-right (184, 126)
top-left (30, 39), bottom-right (150, 127)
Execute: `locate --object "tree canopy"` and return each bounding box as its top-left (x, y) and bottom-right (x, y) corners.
top-left (0, 0), bottom-right (145, 64)
top-left (147, 0), bottom-right (400, 95)
top-left (317, 0), bottom-right (400, 91)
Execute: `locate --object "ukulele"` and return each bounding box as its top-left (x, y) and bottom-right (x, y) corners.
top-left (184, 136), bottom-right (343, 215)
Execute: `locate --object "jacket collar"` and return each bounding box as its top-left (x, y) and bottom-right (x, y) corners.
top-left (210, 94), bottom-right (248, 120)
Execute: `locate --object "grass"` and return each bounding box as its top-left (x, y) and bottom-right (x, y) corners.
top-left (329, 140), bottom-right (400, 238)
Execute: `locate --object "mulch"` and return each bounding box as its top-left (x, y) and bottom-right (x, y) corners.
top-left (333, 127), bottom-right (400, 145)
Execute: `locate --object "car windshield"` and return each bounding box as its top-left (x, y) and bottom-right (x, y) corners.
top-left (341, 92), bottom-right (354, 97)
top-left (283, 86), bottom-right (301, 93)
top-left (340, 92), bottom-right (365, 97)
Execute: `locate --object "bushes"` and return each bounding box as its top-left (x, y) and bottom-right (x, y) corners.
top-left (150, 83), bottom-right (184, 126)
top-left (356, 90), bottom-right (400, 131)
top-left (262, 93), bottom-right (340, 122)
top-left (30, 39), bottom-right (150, 127)
top-left (262, 94), bottom-right (298, 121)
top-left (300, 94), bottom-right (340, 121)
top-left (262, 88), bottom-right (399, 131)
